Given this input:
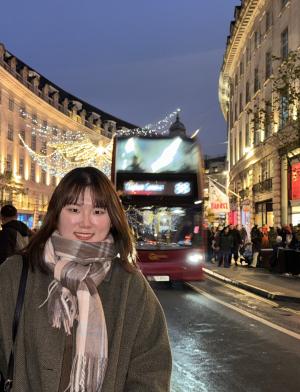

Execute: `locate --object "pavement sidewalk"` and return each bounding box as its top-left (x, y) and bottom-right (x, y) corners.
top-left (200, 262), bottom-right (300, 303)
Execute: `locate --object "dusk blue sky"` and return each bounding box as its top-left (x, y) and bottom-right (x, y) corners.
top-left (0, 0), bottom-right (238, 156)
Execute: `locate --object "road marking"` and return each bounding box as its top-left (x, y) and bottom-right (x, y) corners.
top-left (205, 275), bottom-right (300, 316)
top-left (205, 275), bottom-right (278, 306)
top-left (186, 282), bottom-right (300, 341)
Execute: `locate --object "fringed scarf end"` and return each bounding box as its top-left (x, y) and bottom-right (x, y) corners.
top-left (69, 354), bottom-right (107, 392)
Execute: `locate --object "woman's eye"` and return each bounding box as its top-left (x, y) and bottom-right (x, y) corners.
top-left (67, 207), bottom-right (79, 213)
top-left (94, 209), bottom-right (105, 215)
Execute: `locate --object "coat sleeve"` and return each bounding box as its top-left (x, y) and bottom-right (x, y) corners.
top-left (0, 229), bottom-right (17, 264)
top-left (0, 257), bottom-right (22, 376)
top-left (124, 280), bottom-right (172, 392)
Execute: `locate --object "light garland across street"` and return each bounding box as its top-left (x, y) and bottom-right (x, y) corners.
top-left (17, 103), bottom-right (181, 177)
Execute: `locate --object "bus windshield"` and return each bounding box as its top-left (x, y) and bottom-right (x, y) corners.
top-left (126, 205), bottom-right (203, 250)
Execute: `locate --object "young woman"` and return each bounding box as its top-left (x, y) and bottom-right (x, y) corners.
top-left (0, 167), bottom-right (172, 392)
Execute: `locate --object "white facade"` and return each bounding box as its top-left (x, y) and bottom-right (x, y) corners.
top-left (219, 0), bottom-right (300, 230)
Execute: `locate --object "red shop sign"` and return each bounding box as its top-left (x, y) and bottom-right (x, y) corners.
top-left (291, 162), bottom-right (300, 200)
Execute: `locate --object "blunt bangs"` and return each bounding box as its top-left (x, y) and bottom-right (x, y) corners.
top-left (58, 169), bottom-right (111, 210)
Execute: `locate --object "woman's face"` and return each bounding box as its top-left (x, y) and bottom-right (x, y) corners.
top-left (58, 187), bottom-right (111, 242)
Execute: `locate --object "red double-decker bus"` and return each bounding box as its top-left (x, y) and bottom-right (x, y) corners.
top-left (113, 132), bottom-right (205, 282)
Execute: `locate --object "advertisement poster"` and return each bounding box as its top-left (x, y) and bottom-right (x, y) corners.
top-left (291, 162), bottom-right (300, 200)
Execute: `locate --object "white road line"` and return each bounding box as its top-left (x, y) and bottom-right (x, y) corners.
top-left (205, 275), bottom-right (278, 306)
top-left (205, 275), bottom-right (300, 315)
top-left (186, 282), bottom-right (300, 341)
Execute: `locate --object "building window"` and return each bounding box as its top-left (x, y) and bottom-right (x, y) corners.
top-left (265, 51), bottom-right (272, 80)
top-left (19, 157), bottom-right (24, 177)
top-left (254, 113), bottom-right (261, 145)
top-left (239, 129), bottom-right (243, 159)
top-left (230, 137), bottom-right (234, 167)
top-left (245, 81), bottom-right (250, 103)
top-left (280, 95), bottom-right (289, 129)
top-left (234, 74), bottom-right (238, 87)
top-left (265, 10), bottom-right (272, 32)
top-left (265, 102), bottom-right (272, 138)
top-left (6, 154), bottom-right (12, 172)
top-left (7, 125), bottom-right (14, 141)
top-left (246, 45), bottom-right (251, 63)
top-left (245, 120), bottom-right (250, 147)
top-left (281, 28), bottom-right (289, 59)
top-left (254, 31), bottom-right (261, 49)
top-left (19, 129), bottom-right (26, 145)
top-left (30, 161), bottom-right (36, 181)
top-left (31, 134), bottom-right (37, 151)
top-left (32, 113), bottom-right (38, 125)
top-left (239, 93), bottom-right (243, 114)
top-left (8, 98), bottom-right (14, 111)
top-left (229, 104), bottom-right (233, 129)
top-left (254, 68), bottom-right (260, 93)
top-left (52, 126), bottom-right (58, 136)
top-left (19, 105), bottom-right (27, 118)
top-left (239, 61), bottom-right (244, 77)
top-left (40, 140), bottom-right (47, 155)
top-left (41, 170), bottom-right (46, 185)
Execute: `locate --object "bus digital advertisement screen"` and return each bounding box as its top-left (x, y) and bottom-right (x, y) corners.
top-left (116, 137), bottom-right (200, 173)
top-left (123, 180), bottom-right (193, 196)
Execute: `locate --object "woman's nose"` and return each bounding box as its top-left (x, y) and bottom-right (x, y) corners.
top-left (79, 211), bottom-right (92, 227)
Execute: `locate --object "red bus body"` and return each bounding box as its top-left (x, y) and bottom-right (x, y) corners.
top-left (138, 247), bottom-right (204, 281)
top-left (113, 134), bottom-right (205, 282)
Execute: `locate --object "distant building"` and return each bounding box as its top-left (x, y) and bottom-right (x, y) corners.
top-left (219, 0), bottom-right (300, 230)
top-left (0, 43), bottom-right (136, 227)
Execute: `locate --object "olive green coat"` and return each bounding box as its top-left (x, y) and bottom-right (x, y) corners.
top-left (0, 256), bottom-right (172, 391)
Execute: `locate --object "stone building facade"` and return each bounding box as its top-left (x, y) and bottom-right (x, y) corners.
top-left (0, 43), bottom-right (135, 227)
top-left (219, 0), bottom-right (300, 232)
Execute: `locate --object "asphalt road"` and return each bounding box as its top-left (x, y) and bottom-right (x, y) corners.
top-left (152, 280), bottom-right (300, 392)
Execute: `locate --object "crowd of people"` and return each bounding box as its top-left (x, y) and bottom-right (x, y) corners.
top-left (206, 223), bottom-right (300, 269)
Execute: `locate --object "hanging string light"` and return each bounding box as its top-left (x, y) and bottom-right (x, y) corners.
top-left (115, 108), bottom-right (181, 136)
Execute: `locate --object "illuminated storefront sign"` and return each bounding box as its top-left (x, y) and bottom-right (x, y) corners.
top-left (291, 162), bottom-right (300, 200)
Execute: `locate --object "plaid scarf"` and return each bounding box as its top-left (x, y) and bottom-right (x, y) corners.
top-left (42, 231), bottom-right (116, 392)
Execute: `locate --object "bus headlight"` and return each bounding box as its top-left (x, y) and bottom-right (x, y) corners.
top-left (187, 253), bottom-right (204, 265)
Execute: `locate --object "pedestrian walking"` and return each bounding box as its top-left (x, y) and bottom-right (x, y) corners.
top-left (0, 204), bottom-right (32, 264)
top-left (0, 167), bottom-right (172, 392)
top-left (229, 224), bottom-right (242, 266)
top-left (212, 226), bottom-right (222, 264)
top-left (219, 226), bottom-right (233, 268)
top-left (250, 224), bottom-right (263, 268)
top-left (240, 225), bottom-right (248, 244)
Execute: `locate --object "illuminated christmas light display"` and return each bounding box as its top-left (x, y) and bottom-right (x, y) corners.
top-left (18, 106), bottom-right (181, 177)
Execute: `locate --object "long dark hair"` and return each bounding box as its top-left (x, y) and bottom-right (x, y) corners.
top-left (24, 167), bottom-right (137, 272)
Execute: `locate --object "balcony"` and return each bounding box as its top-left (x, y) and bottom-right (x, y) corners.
top-left (252, 178), bottom-right (272, 194)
